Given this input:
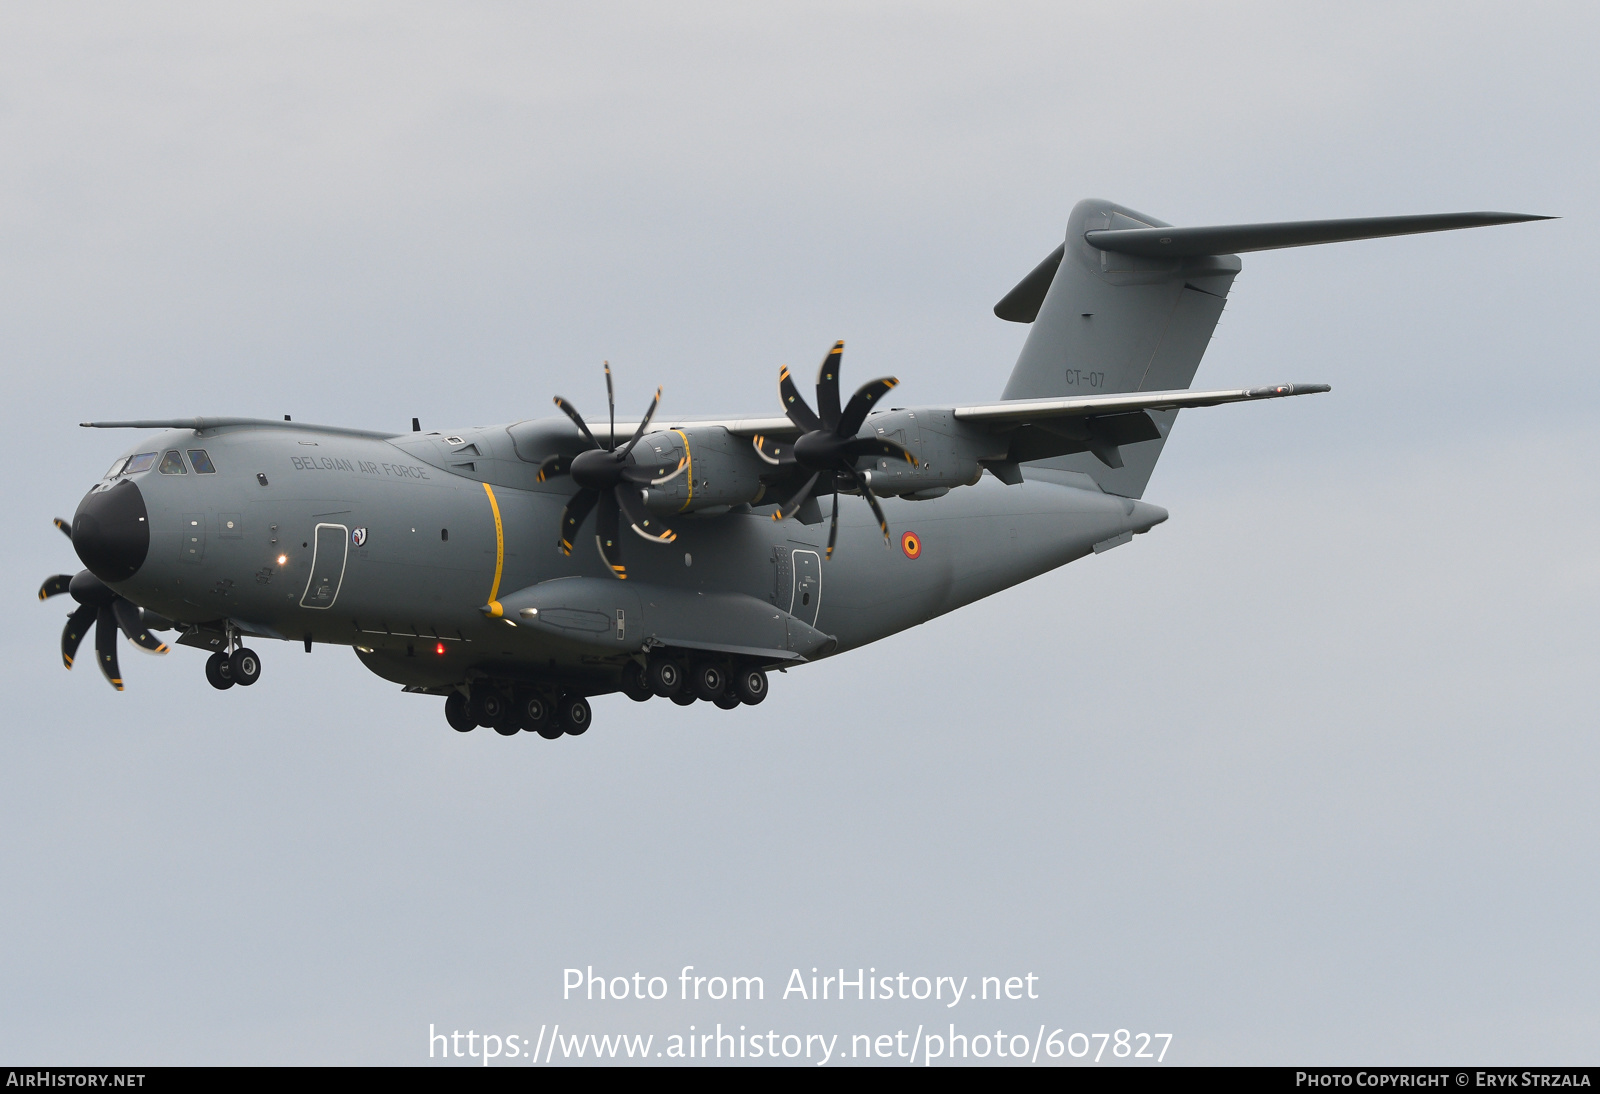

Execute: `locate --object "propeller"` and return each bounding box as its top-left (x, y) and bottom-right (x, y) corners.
top-left (39, 518), bottom-right (168, 690)
top-left (757, 340), bottom-right (917, 559)
top-left (540, 362), bottom-right (687, 579)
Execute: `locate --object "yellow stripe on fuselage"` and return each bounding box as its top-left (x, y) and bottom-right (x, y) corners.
top-left (672, 429), bottom-right (693, 513)
top-left (483, 482), bottom-right (505, 615)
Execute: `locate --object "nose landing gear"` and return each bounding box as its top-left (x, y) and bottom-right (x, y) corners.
top-left (205, 651), bottom-right (234, 690)
top-left (229, 647), bottom-right (261, 686)
top-left (204, 624), bottom-right (261, 690)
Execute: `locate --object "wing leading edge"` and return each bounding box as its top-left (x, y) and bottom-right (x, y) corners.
top-left (952, 382), bottom-right (1329, 424)
top-left (952, 383), bottom-right (1330, 471)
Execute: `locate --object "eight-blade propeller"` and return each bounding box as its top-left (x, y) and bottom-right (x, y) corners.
top-left (39, 518), bottom-right (168, 690)
top-left (754, 340), bottom-right (917, 558)
top-left (539, 362), bottom-right (686, 580)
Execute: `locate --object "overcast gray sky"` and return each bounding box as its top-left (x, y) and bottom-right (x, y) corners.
top-left (2, 1), bottom-right (1595, 1066)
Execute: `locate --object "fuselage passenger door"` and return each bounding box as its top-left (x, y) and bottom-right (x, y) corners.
top-left (790, 549), bottom-right (821, 627)
top-left (300, 523), bottom-right (350, 609)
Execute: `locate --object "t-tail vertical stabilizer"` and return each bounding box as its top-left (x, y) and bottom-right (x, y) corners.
top-left (995, 200), bottom-right (1550, 497)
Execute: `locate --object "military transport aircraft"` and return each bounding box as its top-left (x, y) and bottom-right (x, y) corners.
top-left (39, 199), bottom-right (1547, 738)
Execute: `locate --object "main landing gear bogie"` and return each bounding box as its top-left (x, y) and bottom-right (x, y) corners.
top-left (441, 661), bottom-right (770, 737)
top-left (643, 655), bottom-right (769, 711)
top-left (446, 684), bottom-right (592, 739)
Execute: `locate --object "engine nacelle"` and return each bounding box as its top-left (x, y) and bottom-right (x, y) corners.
top-left (848, 408), bottom-right (987, 497)
top-left (628, 411), bottom-right (997, 515)
top-left (632, 427), bottom-right (769, 514)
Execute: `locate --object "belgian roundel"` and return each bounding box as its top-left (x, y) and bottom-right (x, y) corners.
top-left (901, 530), bottom-right (921, 559)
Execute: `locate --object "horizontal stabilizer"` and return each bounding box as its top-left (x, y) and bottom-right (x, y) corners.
top-left (1083, 211), bottom-right (1552, 259)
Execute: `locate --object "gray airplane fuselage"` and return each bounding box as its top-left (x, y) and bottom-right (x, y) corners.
top-left (80, 417), bottom-right (1165, 694)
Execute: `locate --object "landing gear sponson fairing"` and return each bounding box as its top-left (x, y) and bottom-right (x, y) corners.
top-left (41, 201), bottom-right (1548, 738)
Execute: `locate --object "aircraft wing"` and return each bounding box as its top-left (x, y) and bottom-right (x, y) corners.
top-left (656, 415), bottom-right (797, 437)
top-left (654, 383), bottom-right (1327, 438)
top-left (951, 382), bottom-right (1329, 423)
top-left (86, 385), bottom-right (1328, 479)
top-left (949, 383), bottom-right (1329, 471)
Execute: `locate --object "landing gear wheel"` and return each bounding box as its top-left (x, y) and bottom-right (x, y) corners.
top-left (670, 692), bottom-right (697, 707)
top-left (229, 647), bottom-right (261, 686)
top-left (557, 694), bottom-right (591, 736)
top-left (444, 692), bottom-right (475, 732)
top-left (492, 706), bottom-right (520, 736)
top-left (646, 658), bottom-right (683, 698)
top-left (733, 668), bottom-right (768, 706)
top-left (470, 688), bottom-right (508, 729)
top-left (713, 693), bottom-right (741, 710)
top-left (204, 651), bottom-right (235, 690)
top-left (620, 661), bottom-right (653, 702)
top-left (517, 693), bottom-right (552, 734)
top-left (536, 720), bottom-right (564, 740)
top-left (690, 663), bottom-right (727, 701)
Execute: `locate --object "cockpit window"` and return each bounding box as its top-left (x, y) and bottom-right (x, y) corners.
top-left (123, 452), bottom-right (158, 474)
top-left (158, 450), bottom-right (188, 474)
top-left (105, 457), bottom-right (129, 479)
top-left (187, 449), bottom-right (217, 474)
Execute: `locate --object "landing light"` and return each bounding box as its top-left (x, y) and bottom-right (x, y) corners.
top-left (276, 554), bottom-right (287, 565)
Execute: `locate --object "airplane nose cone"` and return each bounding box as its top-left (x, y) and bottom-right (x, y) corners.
top-left (72, 478), bottom-right (150, 583)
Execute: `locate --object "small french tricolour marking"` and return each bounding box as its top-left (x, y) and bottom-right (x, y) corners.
top-left (351, 527), bottom-right (368, 547)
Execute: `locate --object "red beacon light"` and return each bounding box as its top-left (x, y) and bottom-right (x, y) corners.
top-left (435, 642), bottom-right (446, 656)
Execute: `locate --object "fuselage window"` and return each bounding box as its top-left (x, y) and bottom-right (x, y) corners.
top-left (123, 452), bottom-right (159, 474)
top-left (159, 450), bottom-right (188, 474)
top-left (188, 449), bottom-right (217, 474)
